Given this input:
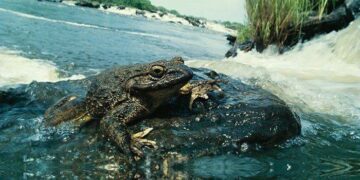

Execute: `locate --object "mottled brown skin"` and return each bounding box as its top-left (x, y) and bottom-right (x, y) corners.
top-left (44, 57), bottom-right (193, 155)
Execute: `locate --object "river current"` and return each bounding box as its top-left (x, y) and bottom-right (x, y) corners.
top-left (0, 0), bottom-right (360, 178)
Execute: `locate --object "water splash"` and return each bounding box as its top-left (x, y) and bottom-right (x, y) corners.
top-left (0, 48), bottom-right (84, 87)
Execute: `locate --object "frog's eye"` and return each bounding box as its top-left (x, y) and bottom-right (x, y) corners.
top-left (150, 65), bottom-right (165, 78)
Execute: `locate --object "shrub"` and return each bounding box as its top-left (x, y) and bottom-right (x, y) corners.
top-left (85, 0), bottom-right (157, 11)
top-left (236, 24), bottom-right (252, 42)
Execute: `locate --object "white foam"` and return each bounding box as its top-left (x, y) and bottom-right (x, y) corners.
top-left (0, 48), bottom-right (84, 87)
top-left (204, 21), bottom-right (236, 35)
top-left (188, 19), bottom-right (360, 123)
top-left (96, 4), bottom-right (234, 34)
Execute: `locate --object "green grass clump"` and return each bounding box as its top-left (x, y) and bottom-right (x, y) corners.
top-left (242, 0), bottom-right (339, 51)
top-left (244, 0), bottom-right (311, 49)
top-left (236, 24), bottom-right (252, 42)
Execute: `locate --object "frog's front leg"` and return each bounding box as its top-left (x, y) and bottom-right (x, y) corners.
top-left (100, 102), bottom-right (155, 157)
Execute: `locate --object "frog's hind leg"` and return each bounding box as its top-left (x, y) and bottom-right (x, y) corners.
top-left (44, 95), bottom-right (91, 126)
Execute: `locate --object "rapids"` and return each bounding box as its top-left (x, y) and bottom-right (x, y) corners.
top-left (188, 18), bottom-right (360, 125)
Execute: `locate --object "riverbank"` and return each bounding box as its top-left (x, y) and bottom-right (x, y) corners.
top-left (61, 0), bottom-right (236, 35)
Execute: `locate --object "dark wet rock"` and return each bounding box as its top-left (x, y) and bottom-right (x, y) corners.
top-left (0, 88), bottom-right (30, 114)
top-left (0, 89), bottom-right (28, 106)
top-left (159, 12), bottom-right (167, 17)
top-left (102, 4), bottom-right (111, 9)
top-left (136, 10), bottom-right (146, 16)
top-left (184, 16), bottom-right (205, 28)
top-left (226, 34), bottom-right (237, 46)
top-left (295, 5), bottom-right (354, 43)
top-left (281, 3), bottom-right (355, 49)
top-left (225, 40), bottom-right (254, 58)
top-left (225, 44), bottom-right (238, 58)
top-left (346, 0), bottom-right (360, 17)
top-left (117, 5), bottom-right (126, 10)
top-left (75, 1), bottom-right (100, 9)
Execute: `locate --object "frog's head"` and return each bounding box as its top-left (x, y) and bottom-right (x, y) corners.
top-left (125, 57), bottom-right (193, 107)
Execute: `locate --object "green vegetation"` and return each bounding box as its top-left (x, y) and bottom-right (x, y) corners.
top-left (239, 0), bottom-right (339, 50)
top-left (221, 21), bottom-right (243, 30)
top-left (77, 0), bottom-right (157, 11)
top-left (236, 24), bottom-right (251, 42)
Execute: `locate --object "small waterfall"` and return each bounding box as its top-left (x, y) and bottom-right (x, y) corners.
top-left (334, 19), bottom-right (360, 64)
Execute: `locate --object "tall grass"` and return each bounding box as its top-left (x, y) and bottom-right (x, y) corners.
top-left (244, 0), bottom-right (311, 50)
top-left (240, 0), bottom-right (338, 51)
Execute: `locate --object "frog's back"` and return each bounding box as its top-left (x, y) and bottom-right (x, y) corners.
top-left (85, 66), bottom-right (130, 117)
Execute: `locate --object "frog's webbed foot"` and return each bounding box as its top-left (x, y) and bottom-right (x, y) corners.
top-left (131, 127), bottom-right (158, 158)
top-left (180, 79), bottom-right (224, 109)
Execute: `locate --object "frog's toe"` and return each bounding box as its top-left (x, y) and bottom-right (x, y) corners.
top-left (130, 127), bottom-right (158, 157)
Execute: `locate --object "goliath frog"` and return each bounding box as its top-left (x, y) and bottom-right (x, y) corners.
top-left (44, 57), bottom-right (193, 156)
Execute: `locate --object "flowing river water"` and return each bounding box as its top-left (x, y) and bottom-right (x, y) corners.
top-left (0, 0), bottom-right (360, 178)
